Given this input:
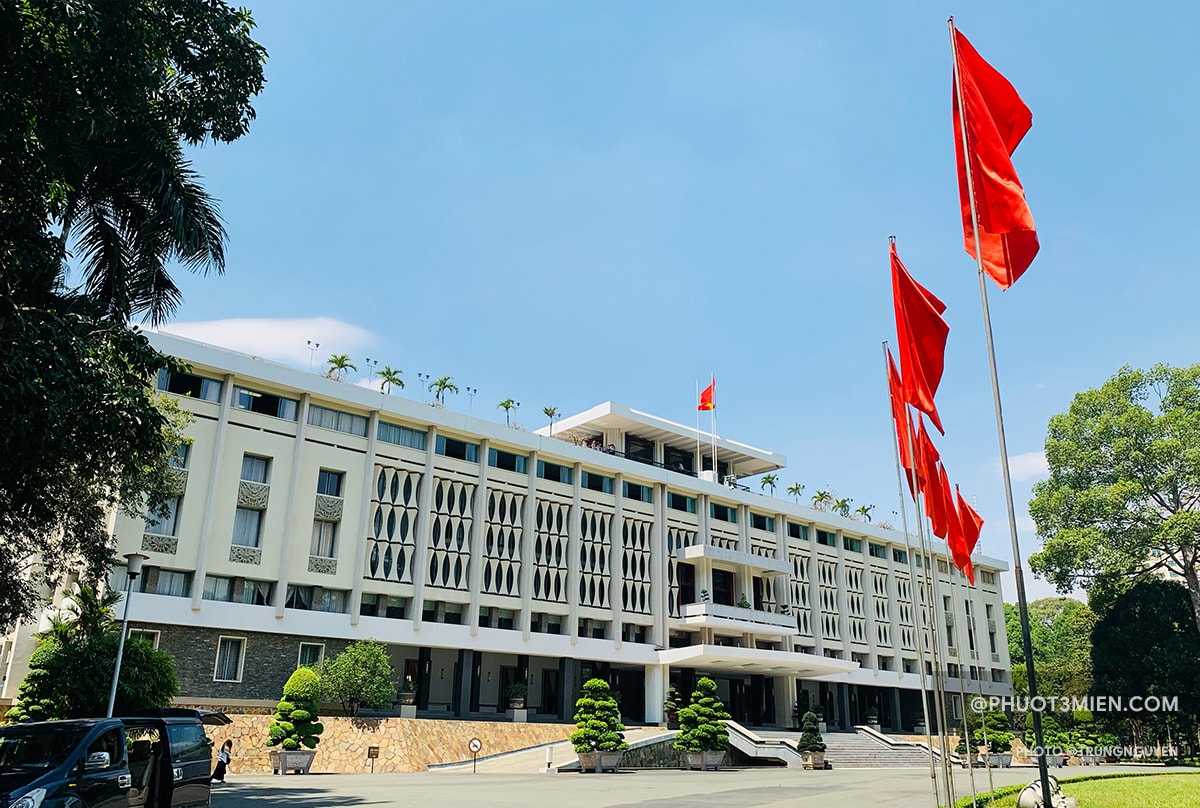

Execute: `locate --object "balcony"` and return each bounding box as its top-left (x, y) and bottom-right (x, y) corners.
top-left (681, 602), bottom-right (798, 636)
top-left (674, 544), bottom-right (791, 575)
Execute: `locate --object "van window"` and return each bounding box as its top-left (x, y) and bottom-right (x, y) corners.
top-left (165, 723), bottom-right (210, 763)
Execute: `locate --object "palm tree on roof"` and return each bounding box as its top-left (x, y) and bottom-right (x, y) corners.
top-left (760, 473), bottom-right (779, 497)
top-left (543, 406), bottom-right (560, 436)
top-left (325, 354), bottom-right (356, 381)
top-left (497, 398), bottom-right (518, 425)
top-left (787, 482), bottom-right (805, 503)
top-left (429, 375), bottom-right (458, 406)
top-left (378, 366), bottom-right (404, 394)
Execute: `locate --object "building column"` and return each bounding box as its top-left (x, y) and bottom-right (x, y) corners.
top-left (273, 393), bottom-right (314, 619)
top-left (891, 687), bottom-right (903, 732)
top-left (652, 482), bottom-right (669, 649)
top-left (519, 451), bottom-right (538, 639)
top-left (349, 411), bottom-right (379, 626)
top-left (558, 657), bottom-right (575, 721)
top-left (417, 646), bottom-right (432, 711)
top-left (566, 462), bottom-right (582, 648)
top-left (190, 374), bottom-right (236, 611)
top-left (454, 648), bottom-right (473, 717)
top-left (808, 523), bottom-right (823, 656)
top-left (467, 439), bottom-right (490, 636)
top-left (838, 682), bottom-right (851, 730)
top-left (610, 472), bottom-right (624, 650)
top-left (778, 675), bottom-right (798, 729)
top-left (410, 425), bottom-right (438, 631)
top-left (644, 663), bottom-right (668, 724)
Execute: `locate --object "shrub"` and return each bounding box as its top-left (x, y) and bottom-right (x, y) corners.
top-left (316, 639), bottom-right (395, 717)
top-left (570, 678), bottom-right (628, 754)
top-left (673, 677), bottom-right (730, 753)
top-left (796, 710), bottom-right (826, 753)
top-left (267, 668), bottom-right (324, 751)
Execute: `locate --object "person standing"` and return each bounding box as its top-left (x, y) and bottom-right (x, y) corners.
top-left (211, 740), bottom-right (232, 783)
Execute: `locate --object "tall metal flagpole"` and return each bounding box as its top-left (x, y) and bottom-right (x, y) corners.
top-left (948, 570), bottom-right (980, 808)
top-left (881, 341), bottom-right (941, 808)
top-left (695, 379), bottom-right (702, 472)
top-left (949, 17), bottom-right (1054, 808)
top-left (709, 375), bottom-right (718, 481)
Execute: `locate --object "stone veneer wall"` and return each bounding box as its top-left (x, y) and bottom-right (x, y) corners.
top-left (208, 715), bottom-right (573, 773)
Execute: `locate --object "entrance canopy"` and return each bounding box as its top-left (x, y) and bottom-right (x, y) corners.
top-left (658, 645), bottom-right (859, 678)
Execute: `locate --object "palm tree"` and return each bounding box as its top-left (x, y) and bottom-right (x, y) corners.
top-left (760, 473), bottom-right (779, 497)
top-left (811, 490), bottom-right (833, 511)
top-left (377, 366), bottom-right (404, 394)
top-left (786, 482), bottom-right (805, 502)
top-left (543, 406), bottom-right (560, 436)
top-left (429, 376), bottom-right (458, 406)
top-left (855, 504), bottom-right (875, 522)
top-left (833, 497), bottom-right (852, 518)
top-left (62, 584), bottom-right (121, 639)
top-left (325, 354), bottom-right (356, 381)
top-left (497, 398), bottom-right (518, 425)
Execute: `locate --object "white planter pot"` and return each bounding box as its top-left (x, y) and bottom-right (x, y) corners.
top-left (684, 751), bottom-right (724, 771)
top-left (987, 753), bottom-right (1012, 768)
top-left (269, 749), bottom-right (317, 775)
top-left (801, 751), bottom-right (825, 770)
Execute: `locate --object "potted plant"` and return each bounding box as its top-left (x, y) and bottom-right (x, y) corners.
top-left (796, 710), bottom-right (827, 770)
top-left (672, 677), bottom-right (730, 771)
top-left (266, 667), bottom-right (324, 774)
top-left (736, 593), bottom-right (752, 609)
top-left (506, 682), bottom-right (528, 710)
top-left (570, 678), bottom-right (628, 773)
top-left (987, 732), bottom-right (1014, 768)
top-left (663, 685), bottom-right (681, 729)
top-left (397, 676), bottom-right (417, 706)
top-left (699, 589), bottom-right (710, 603)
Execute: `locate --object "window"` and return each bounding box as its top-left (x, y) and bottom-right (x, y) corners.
top-left (869, 542), bottom-right (887, 559)
top-left (169, 443), bottom-right (189, 469)
top-left (787, 522), bottom-right (809, 541)
top-left (360, 593), bottom-right (379, 617)
top-left (385, 596), bottom-right (406, 619)
top-left (153, 570), bottom-right (191, 597)
top-left (157, 369), bottom-right (222, 402)
top-left (128, 629), bottom-right (160, 649)
top-left (750, 513), bottom-right (775, 532)
top-left (667, 492), bottom-right (696, 513)
top-left (233, 386), bottom-right (298, 420)
top-left (308, 404), bottom-right (368, 437)
top-left (893, 548), bottom-right (909, 564)
top-left (980, 570), bottom-right (997, 585)
top-left (624, 435), bottom-right (655, 464)
top-left (232, 507), bottom-right (263, 547)
top-left (435, 435), bottom-right (479, 462)
top-left (712, 568), bottom-right (734, 606)
top-left (843, 536), bottom-right (863, 553)
top-left (377, 421), bottom-right (426, 450)
top-left (877, 655), bottom-right (893, 671)
top-left (479, 607), bottom-right (516, 630)
top-left (285, 585), bottom-right (314, 610)
top-left (214, 636), bottom-right (245, 682)
top-left (663, 446), bottom-right (694, 473)
top-left (316, 469), bottom-right (344, 497)
top-left (536, 460), bottom-right (571, 485)
top-left (816, 530), bottom-right (837, 547)
top-left (298, 643), bottom-right (324, 668)
top-left (937, 559), bottom-right (949, 573)
top-left (581, 471), bottom-right (613, 494)
top-left (203, 575), bottom-right (234, 602)
top-left (311, 520), bottom-right (337, 558)
top-left (487, 448), bottom-right (528, 473)
top-left (166, 722), bottom-right (211, 764)
top-left (240, 454), bottom-right (270, 484)
top-left (203, 575), bottom-right (272, 605)
top-left (242, 579), bottom-right (273, 605)
top-left (441, 602), bottom-right (463, 624)
top-left (144, 497), bottom-right (180, 536)
top-left (316, 589), bottom-right (347, 613)
top-left (622, 481), bottom-right (652, 503)
top-left (710, 503), bottom-right (737, 523)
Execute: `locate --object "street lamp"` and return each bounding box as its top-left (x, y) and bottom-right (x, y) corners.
top-left (106, 552), bottom-right (149, 718)
top-left (465, 387), bottom-right (478, 415)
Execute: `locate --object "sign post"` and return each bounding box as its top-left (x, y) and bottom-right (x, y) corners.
top-left (468, 737), bottom-right (482, 773)
top-left (367, 745), bottom-right (379, 774)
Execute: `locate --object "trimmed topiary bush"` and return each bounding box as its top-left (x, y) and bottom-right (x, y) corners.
top-left (266, 667), bottom-right (324, 751)
top-left (570, 678), bottom-right (628, 753)
top-left (796, 710), bottom-right (826, 753)
top-left (673, 677), bottom-right (731, 753)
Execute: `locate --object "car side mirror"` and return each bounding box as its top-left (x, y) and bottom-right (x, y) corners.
top-left (85, 751), bottom-right (111, 772)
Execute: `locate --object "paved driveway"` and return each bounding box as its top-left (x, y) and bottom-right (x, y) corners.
top-left (212, 765), bottom-right (1161, 808)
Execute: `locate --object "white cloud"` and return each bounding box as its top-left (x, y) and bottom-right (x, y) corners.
top-left (355, 377), bottom-right (384, 392)
top-left (159, 317), bottom-right (375, 367)
top-left (1000, 450), bottom-right (1049, 483)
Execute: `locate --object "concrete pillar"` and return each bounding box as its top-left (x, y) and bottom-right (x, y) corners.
top-left (643, 663), bottom-right (668, 724)
top-left (519, 450), bottom-right (538, 639)
top-left (611, 472), bottom-right (624, 650)
top-left (891, 687), bottom-right (903, 732)
top-left (454, 648), bottom-right (472, 718)
top-left (410, 425), bottom-right (438, 631)
top-left (190, 374), bottom-right (236, 612)
top-left (566, 462), bottom-right (582, 647)
top-left (349, 411), bottom-right (379, 626)
top-left (273, 393), bottom-right (313, 619)
top-left (652, 482), bottom-right (669, 648)
top-left (467, 438), bottom-right (490, 636)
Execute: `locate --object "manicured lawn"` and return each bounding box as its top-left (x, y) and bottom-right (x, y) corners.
top-left (986, 773), bottom-right (1200, 808)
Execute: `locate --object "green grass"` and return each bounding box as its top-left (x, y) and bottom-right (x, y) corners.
top-left (965, 773), bottom-right (1200, 808)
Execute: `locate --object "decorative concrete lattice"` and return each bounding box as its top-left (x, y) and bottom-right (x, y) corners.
top-left (237, 480), bottom-right (270, 509)
top-left (620, 518), bottom-right (652, 614)
top-left (532, 499), bottom-right (569, 603)
top-left (308, 555), bottom-right (337, 575)
top-left (873, 571), bottom-right (892, 647)
top-left (169, 468), bottom-right (189, 495)
top-left (367, 465), bottom-right (421, 584)
top-left (482, 489), bottom-right (523, 597)
top-left (427, 477), bottom-right (475, 591)
top-left (314, 493), bottom-right (343, 521)
top-left (666, 526), bottom-right (697, 618)
top-left (790, 552), bottom-right (812, 637)
top-left (578, 508), bottom-right (611, 608)
top-left (896, 576), bottom-right (917, 650)
top-left (141, 533), bottom-right (178, 555)
top-left (229, 545), bottom-right (262, 565)
top-left (846, 565), bottom-right (867, 645)
top-left (818, 559), bottom-right (840, 641)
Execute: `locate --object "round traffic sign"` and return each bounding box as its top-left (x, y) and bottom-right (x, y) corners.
top-left (468, 737), bottom-right (482, 753)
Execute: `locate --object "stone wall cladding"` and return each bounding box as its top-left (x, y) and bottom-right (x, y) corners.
top-left (203, 715), bottom-right (573, 773)
top-left (135, 622), bottom-right (349, 702)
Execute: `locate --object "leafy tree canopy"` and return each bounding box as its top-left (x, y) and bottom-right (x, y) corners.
top-left (1003, 597), bottom-right (1096, 701)
top-left (1029, 364), bottom-right (1200, 639)
top-left (570, 678), bottom-right (628, 754)
top-left (672, 677), bottom-right (730, 753)
top-left (317, 640), bottom-right (395, 717)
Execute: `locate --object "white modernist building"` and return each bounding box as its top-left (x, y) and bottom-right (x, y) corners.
top-left (2, 333), bottom-right (1013, 728)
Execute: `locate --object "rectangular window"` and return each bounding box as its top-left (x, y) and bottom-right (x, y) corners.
top-left (360, 593), bottom-right (379, 616)
top-left (169, 444), bottom-right (189, 469)
top-left (385, 596), bottom-right (406, 619)
top-left (816, 530), bottom-right (837, 547)
top-left (869, 542), bottom-right (887, 559)
top-left (143, 497), bottom-right (181, 536)
top-left (203, 575), bottom-right (235, 602)
top-left (377, 421), bottom-right (427, 450)
top-left (667, 492), bottom-right (696, 513)
top-left (214, 636), bottom-right (245, 682)
top-left (937, 559), bottom-right (949, 574)
top-left (241, 579), bottom-right (273, 606)
top-left (154, 570), bottom-right (191, 597)
top-left (436, 435), bottom-right (479, 462)
top-left (843, 536), bottom-right (863, 553)
top-left (536, 460), bottom-right (571, 485)
top-left (622, 481), bottom-right (652, 503)
top-left (487, 448), bottom-right (528, 473)
top-left (624, 435), bottom-right (655, 464)
top-left (128, 629), bottom-right (160, 649)
top-left (316, 469), bottom-right (344, 497)
top-left (710, 503), bottom-right (737, 523)
top-left (298, 643), bottom-right (325, 668)
top-left (712, 569), bottom-right (735, 606)
top-left (233, 386), bottom-right (298, 420)
top-left (157, 369), bottom-right (222, 402)
top-left (750, 513), bottom-right (775, 532)
top-left (787, 522), bottom-right (809, 541)
top-left (240, 454), bottom-right (270, 484)
top-left (663, 446), bottom-right (694, 474)
top-left (893, 548), bottom-right (909, 564)
top-left (980, 570), bottom-right (997, 585)
top-left (285, 585), bottom-right (314, 611)
top-left (308, 404), bottom-right (368, 437)
top-left (311, 520), bottom-right (337, 558)
top-left (232, 507), bottom-right (263, 547)
top-left (580, 471), bottom-right (614, 494)
top-left (316, 589), bottom-right (347, 613)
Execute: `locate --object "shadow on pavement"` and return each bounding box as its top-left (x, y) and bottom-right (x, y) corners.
top-left (212, 783), bottom-right (381, 806)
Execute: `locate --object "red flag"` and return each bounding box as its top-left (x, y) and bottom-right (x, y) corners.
top-left (698, 378), bottom-right (715, 411)
top-left (892, 244), bottom-right (949, 434)
top-left (955, 486), bottom-right (984, 584)
top-left (887, 351), bottom-right (920, 498)
top-left (953, 27), bottom-right (1039, 289)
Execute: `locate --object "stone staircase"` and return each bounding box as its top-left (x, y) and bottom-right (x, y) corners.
top-left (752, 727), bottom-right (954, 769)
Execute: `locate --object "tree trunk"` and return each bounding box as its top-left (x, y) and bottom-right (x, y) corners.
top-left (1183, 563), bottom-right (1200, 641)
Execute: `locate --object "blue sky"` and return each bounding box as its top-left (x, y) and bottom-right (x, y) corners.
top-left (159, 1), bottom-right (1200, 602)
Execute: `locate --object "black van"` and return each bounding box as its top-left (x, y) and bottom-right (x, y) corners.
top-left (0, 710), bottom-right (215, 808)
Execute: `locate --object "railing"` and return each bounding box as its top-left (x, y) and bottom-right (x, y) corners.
top-left (682, 602), bottom-right (795, 631)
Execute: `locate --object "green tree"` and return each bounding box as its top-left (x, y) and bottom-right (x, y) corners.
top-left (833, 497), bottom-right (852, 517)
top-left (317, 640), bottom-right (395, 717)
top-left (786, 482), bottom-right (805, 502)
top-left (324, 354), bottom-right (356, 381)
top-left (759, 473), bottom-right (778, 497)
top-left (811, 490), bottom-right (833, 511)
top-left (569, 678), bottom-right (628, 754)
top-left (1003, 598), bottom-right (1096, 703)
top-left (266, 667), bottom-right (324, 751)
top-left (855, 504), bottom-right (874, 522)
top-left (5, 585), bottom-right (178, 721)
top-left (543, 406), bottom-right (560, 436)
top-left (796, 710), bottom-right (826, 754)
top-left (672, 677), bottom-right (730, 753)
top-left (377, 366), bottom-right (404, 394)
top-left (497, 398), bottom-right (518, 425)
top-left (1028, 364), bottom-right (1200, 639)
top-left (429, 375), bottom-right (458, 406)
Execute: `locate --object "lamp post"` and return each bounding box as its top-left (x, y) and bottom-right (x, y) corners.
top-left (306, 340), bottom-right (320, 373)
top-left (106, 552), bottom-right (149, 718)
top-left (417, 372), bottom-right (430, 401)
top-left (465, 387), bottom-right (478, 415)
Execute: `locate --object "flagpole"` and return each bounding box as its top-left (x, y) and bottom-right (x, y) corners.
top-left (709, 375), bottom-right (718, 482)
top-left (948, 569), bottom-right (980, 808)
top-left (881, 341), bottom-right (941, 808)
top-left (950, 16), bottom-right (1054, 808)
top-left (695, 379), bottom-right (702, 473)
